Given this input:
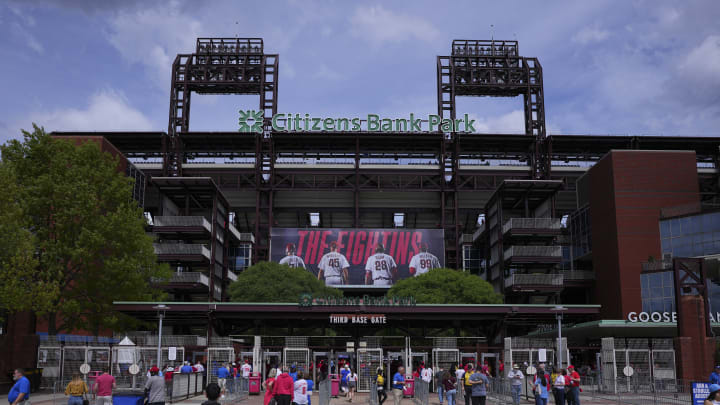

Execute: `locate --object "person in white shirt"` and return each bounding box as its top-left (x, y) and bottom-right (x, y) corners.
top-left (194, 361), bottom-right (205, 373)
top-left (318, 242), bottom-right (350, 285)
top-left (279, 243), bottom-right (306, 269)
top-left (409, 243), bottom-right (441, 276)
top-left (421, 364), bottom-right (433, 384)
top-left (507, 364), bottom-right (524, 405)
top-left (553, 369), bottom-right (568, 405)
top-left (347, 369), bottom-right (358, 402)
top-left (364, 244), bottom-right (397, 286)
top-left (293, 372), bottom-right (309, 405)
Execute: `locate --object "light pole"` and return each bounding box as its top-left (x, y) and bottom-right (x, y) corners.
top-left (153, 304), bottom-right (170, 369)
top-left (550, 306), bottom-right (568, 369)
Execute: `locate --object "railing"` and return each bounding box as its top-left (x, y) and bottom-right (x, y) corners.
top-left (154, 216), bottom-right (212, 232)
top-left (170, 372), bottom-right (205, 401)
top-left (472, 224), bottom-right (485, 242)
top-left (153, 272), bottom-right (210, 286)
top-left (561, 270), bottom-right (596, 281)
top-left (502, 217), bottom-right (562, 234)
top-left (503, 245), bottom-right (562, 258)
top-left (504, 273), bottom-right (564, 288)
top-left (154, 244), bottom-right (211, 260)
top-left (226, 270), bottom-right (238, 282)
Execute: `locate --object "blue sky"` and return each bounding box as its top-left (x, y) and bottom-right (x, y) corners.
top-left (1, 0), bottom-right (719, 143)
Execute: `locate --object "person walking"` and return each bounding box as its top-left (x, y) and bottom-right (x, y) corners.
top-left (145, 366), bottom-right (166, 405)
top-left (262, 368), bottom-right (277, 405)
top-left (93, 368), bottom-right (116, 405)
top-left (275, 367), bottom-right (295, 405)
top-left (532, 370), bottom-right (550, 405)
top-left (704, 384), bottom-right (720, 405)
top-left (435, 367), bottom-right (445, 404)
top-left (292, 372), bottom-right (308, 405)
top-left (552, 369), bottom-right (567, 405)
top-left (462, 364), bottom-right (474, 405)
top-left (442, 370), bottom-right (457, 405)
top-left (162, 366), bottom-right (174, 399)
top-left (217, 363), bottom-right (231, 397)
top-left (392, 366), bottom-right (406, 405)
top-left (346, 368), bottom-right (358, 402)
top-left (306, 376), bottom-right (314, 405)
top-left (65, 374), bottom-right (89, 405)
top-left (8, 369), bottom-right (31, 405)
top-left (566, 366), bottom-right (581, 405)
top-left (507, 364), bottom-right (523, 405)
top-left (468, 366), bottom-right (489, 405)
top-left (376, 368), bottom-right (388, 405)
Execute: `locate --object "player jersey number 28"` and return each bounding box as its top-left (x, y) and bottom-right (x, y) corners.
top-left (375, 261), bottom-right (389, 271)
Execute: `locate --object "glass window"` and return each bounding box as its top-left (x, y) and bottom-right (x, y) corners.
top-left (671, 219), bottom-right (681, 236)
top-left (662, 271), bottom-right (672, 284)
top-left (660, 220), bottom-right (670, 238)
top-left (681, 217), bottom-right (692, 234)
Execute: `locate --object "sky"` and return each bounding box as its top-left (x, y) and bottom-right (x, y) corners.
top-left (1, 0), bottom-right (720, 143)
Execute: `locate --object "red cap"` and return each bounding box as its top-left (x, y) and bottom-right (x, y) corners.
top-left (567, 365), bottom-right (574, 369)
top-left (150, 366), bottom-right (160, 372)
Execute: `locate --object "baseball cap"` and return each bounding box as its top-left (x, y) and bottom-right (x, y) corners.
top-left (711, 384), bottom-right (720, 393)
top-left (150, 366), bottom-right (160, 373)
top-left (512, 364), bottom-right (519, 369)
top-left (166, 367), bottom-right (174, 372)
top-left (567, 365), bottom-right (574, 369)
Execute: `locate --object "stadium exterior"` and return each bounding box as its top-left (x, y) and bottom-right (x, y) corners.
top-left (3, 37), bottom-right (720, 389)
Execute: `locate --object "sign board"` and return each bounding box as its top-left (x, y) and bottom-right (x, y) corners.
top-left (128, 364), bottom-right (140, 375)
top-left (330, 314), bottom-right (387, 325)
top-left (538, 349), bottom-right (547, 362)
top-left (79, 364), bottom-right (90, 375)
top-left (168, 347), bottom-right (177, 361)
top-left (692, 382), bottom-right (711, 405)
top-left (346, 342), bottom-right (355, 348)
top-left (623, 366), bottom-right (634, 377)
top-left (271, 228), bottom-right (445, 288)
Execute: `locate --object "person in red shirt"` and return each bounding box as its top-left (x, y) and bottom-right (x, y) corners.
top-left (163, 366), bottom-right (174, 398)
top-left (263, 368), bottom-right (277, 405)
top-left (93, 369), bottom-right (116, 405)
top-left (274, 367), bottom-right (294, 405)
top-left (566, 365), bottom-right (581, 405)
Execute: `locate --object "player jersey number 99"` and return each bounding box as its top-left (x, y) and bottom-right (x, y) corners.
top-left (419, 259), bottom-right (433, 268)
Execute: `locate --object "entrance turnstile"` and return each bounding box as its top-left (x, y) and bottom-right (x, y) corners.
top-left (263, 351), bottom-right (281, 382)
top-left (284, 348), bottom-right (310, 377)
top-left (480, 353), bottom-right (498, 377)
top-left (411, 352), bottom-right (428, 371)
top-left (386, 351), bottom-right (405, 389)
top-left (313, 351), bottom-right (330, 383)
top-left (357, 348), bottom-right (383, 392)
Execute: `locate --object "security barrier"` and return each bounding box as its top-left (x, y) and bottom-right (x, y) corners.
top-left (170, 372), bottom-right (205, 401)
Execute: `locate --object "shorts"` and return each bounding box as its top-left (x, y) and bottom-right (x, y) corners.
top-left (349, 381), bottom-right (357, 389)
top-left (218, 378), bottom-right (227, 389)
top-left (96, 396), bottom-right (112, 405)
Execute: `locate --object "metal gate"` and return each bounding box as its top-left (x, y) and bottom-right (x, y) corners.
top-left (61, 347), bottom-right (87, 385)
top-left (208, 348), bottom-right (235, 383)
top-left (263, 351), bottom-right (281, 382)
top-left (432, 349), bottom-right (460, 374)
top-left (37, 346), bottom-right (62, 389)
top-left (357, 348), bottom-right (383, 392)
top-left (283, 348), bottom-right (310, 376)
top-left (86, 347), bottom-right (111, 374)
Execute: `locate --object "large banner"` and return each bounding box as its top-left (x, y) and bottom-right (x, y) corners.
top-left (270, 228), bottom-right (445, 288)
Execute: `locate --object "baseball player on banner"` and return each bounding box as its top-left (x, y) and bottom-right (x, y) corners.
top-left (409, 242), bottom-right (441, 276)
top-left (364, 244), bottom-right (397, 286)
top-left (279, 243), bottom-right (306, 269)
top-left (318, 241), bottom-right (350, 286)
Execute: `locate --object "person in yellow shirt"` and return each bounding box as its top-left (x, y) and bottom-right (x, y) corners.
top-left (376, 368), bottom-right (387, 405)
top-left (65, 374), bottom-right (89, 405)
top-left (463, 364), bottom-right (474, 405)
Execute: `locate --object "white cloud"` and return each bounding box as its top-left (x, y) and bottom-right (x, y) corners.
top-left (313, 64), bottom-right (343, 81)
top-left (680, 35), bottom-right (720, 84)
top-left (469, 110), bottom-right (526, 134)
top-left (25, 89), bottom-right (156, 133)
top-left (106, 1), bottom-right (204, 88)
top-left (572, 23), bottom-right (610, 45)
top-left (349, 5), bottom-right (440, 45)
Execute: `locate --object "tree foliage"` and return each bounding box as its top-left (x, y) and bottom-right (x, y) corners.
top-left (228, 261), bottom-right (342, 302)
top-left (387, 268), bottom-right (502, 304)
top-left (0, 125), bottom-right (170, 335)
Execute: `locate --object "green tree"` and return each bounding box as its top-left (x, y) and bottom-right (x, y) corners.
top-left (228, 261), bottom-right (342, 302)
top-left (387, 268), bottom-right (502, 304)
top-left (0, 125), bottom-right (170, 335)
